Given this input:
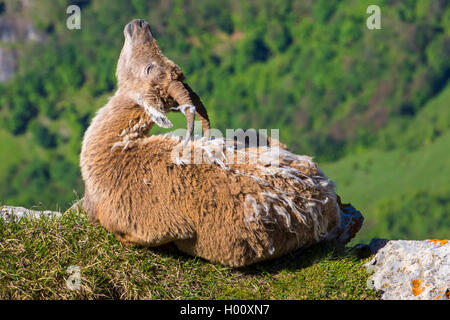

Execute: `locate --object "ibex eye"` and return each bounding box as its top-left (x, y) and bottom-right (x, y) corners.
top-left (145, 64), bottom-right (154, 75)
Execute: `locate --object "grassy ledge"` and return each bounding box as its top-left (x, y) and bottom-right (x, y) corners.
top-left (0, 210), bottom-right (381, 300)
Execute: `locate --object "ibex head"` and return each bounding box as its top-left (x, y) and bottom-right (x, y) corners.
top-left (116, 19), bottom-right (210, 141)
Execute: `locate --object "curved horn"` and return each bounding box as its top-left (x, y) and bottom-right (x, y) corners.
top-left (167, 81), bottom-right (210, 139)
top-left (182, 83), bottom-right (210, 139)
top-left (167, 81), bottom-right (196, 144)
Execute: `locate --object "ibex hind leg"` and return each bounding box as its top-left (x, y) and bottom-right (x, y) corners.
top-left (83, 192), bottom-right (100, 223)
top-left (174, 238), bottom-right (197, 256)
top-left (113, 224), bottom-right (195, 248)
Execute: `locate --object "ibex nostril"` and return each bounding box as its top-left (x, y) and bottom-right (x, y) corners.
top-left (139, 19), bottom-right (144, 28)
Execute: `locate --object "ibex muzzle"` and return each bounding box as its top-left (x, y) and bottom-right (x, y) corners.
top-left (117, 19), bottom-right (210, 142)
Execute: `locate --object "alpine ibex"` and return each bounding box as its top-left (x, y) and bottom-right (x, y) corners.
top-left (80, 19), bottom-right (343, 267)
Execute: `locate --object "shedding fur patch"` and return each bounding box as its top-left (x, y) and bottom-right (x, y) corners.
top-left (165, 135), bottom-right (337, 241)
top-left (112, 118), bottom-right (152, 151)
top-left (111, 129), bottom-right (337, 242)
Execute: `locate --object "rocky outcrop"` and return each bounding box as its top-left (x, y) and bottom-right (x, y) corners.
top-left (0, 47), bottom-right (16, 82)
top-left (0, 5), bottom-right (45, 82)
top-left (326, 197), bottom-right (364, 245)
top-left (0, 16), bottom-right (43, 43)
top-left (0, 205), bottom-right (61, 221)
top-left (365, 239), bottom-right (450, 300)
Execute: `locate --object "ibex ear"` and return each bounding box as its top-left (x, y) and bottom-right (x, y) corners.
top-left (136, 94), bottom-right (173, 128)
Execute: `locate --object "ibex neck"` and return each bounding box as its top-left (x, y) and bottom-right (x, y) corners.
top-left (82, 92), bottom-right (153, 154)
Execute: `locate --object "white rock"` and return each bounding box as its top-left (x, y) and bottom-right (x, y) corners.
top-left (0, 205), bottom-right (61, 221)
top-left (365, 239), bottom-right (450, 300)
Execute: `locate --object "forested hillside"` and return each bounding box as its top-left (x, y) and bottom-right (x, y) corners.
top-left (0, 0), bottom-right (449, 241)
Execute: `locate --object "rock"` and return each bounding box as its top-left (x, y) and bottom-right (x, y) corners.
top-left (367, 238), bottom-right (390, 254)
top-left (0, 9), bottom-right (45, 82)
top-left (348, 243), bottom-right (372, 259)
top-left (348, 238), bottom-right (389, 259)
top-left (0, 47), bottom-right (16, 82)
top-left (365, 239), bottom-right (450, 300)
top-left (325, 196), bottom-right (364, 245)
top-left (0, 205), bottom-right (61, 222)
top-left (0, 17), bottom-right (20, 42)
top-left (0, 13), bottom-right (45, 43)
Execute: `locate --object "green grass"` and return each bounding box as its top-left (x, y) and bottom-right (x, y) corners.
top-left (322, 131), bottom-right (450, 210)
top-left (321, 131), bottom-right (450, 242)
top-left (0, 210), bottom-right (380, 300)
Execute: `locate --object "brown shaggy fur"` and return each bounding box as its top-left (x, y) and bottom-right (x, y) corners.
top-left (80, 20), bottom-right (340, 267)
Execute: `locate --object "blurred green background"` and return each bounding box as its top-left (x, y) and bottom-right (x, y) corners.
top-left (0, 0), bottom-right (449, 242)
